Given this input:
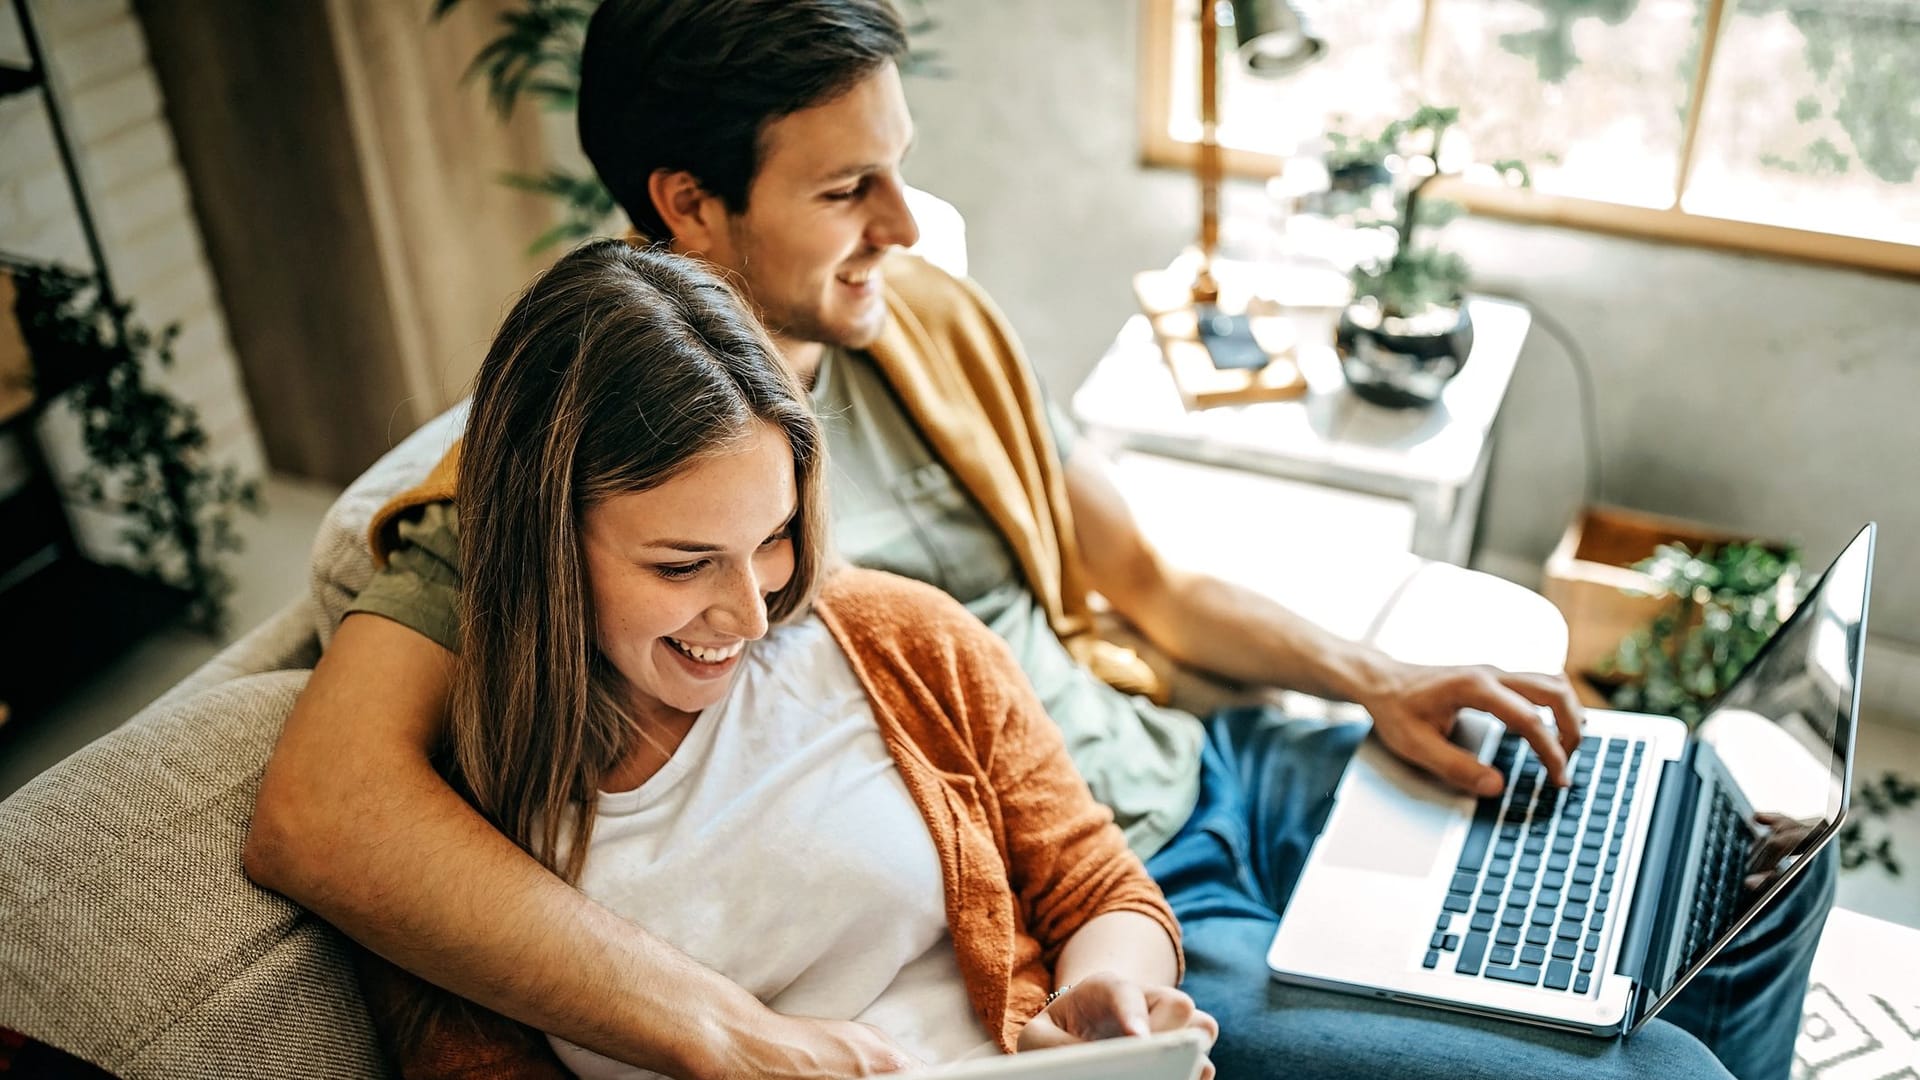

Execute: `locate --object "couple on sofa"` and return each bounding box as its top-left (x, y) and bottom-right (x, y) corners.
top-left (244, 1), bottom-right (1830, 1077)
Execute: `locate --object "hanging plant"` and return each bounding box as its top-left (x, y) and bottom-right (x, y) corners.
top-left (9, 262), bottom-right (259, 632)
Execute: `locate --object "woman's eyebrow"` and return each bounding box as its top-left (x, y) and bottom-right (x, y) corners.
top-left (637, 539), bottom-right (723, 554)
top-left (638, 511), bottom-right (794, 554)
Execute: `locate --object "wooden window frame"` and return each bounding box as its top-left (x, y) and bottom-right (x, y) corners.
top-left (1138, 0), bottom-right (1920, 278)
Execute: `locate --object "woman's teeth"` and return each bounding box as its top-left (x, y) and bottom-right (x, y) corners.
top-left (837, 268), bottom-right (874, 286)
top-left (667, 637), bottom-right (745, 664)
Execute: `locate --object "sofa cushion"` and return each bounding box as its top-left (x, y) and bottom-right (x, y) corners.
top-left (153, 597), bottom-right (325, 715)
top-left (310, 403), bottom-right (467, 646)
top-left (0, 670), bottom-right (386, 1079)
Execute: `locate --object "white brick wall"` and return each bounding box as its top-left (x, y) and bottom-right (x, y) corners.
top-left (1, 0), bottom-right (265, 567)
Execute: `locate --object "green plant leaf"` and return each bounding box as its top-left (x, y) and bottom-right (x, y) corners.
top-left (11, 260), bottom-right (260, 633)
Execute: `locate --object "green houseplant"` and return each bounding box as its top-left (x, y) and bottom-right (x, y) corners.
top-left (1600, 538), bottom-right (1914, 877)
top-left (1333, 105), bottom-right (1530, 409)
top-left (9, 262), bottom-right (258, 632)
top-left (1602, 540), bottom-right (1803, 725)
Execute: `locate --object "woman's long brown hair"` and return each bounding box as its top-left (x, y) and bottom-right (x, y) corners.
top-left (451, 239), bottom-right (826, 884)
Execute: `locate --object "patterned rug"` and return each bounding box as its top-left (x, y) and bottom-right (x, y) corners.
top-left (1794, 908), bottom-right (1920, 1079)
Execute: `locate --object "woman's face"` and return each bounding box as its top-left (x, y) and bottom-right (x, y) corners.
top-left (581, 421), bottom-right (799, 721)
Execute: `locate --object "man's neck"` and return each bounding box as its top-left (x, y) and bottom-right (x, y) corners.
top-left (777, 337), bottom-right (827, 392)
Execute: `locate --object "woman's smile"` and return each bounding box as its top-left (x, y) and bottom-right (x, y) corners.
top-left (660, 635), bottom-right (749, 681)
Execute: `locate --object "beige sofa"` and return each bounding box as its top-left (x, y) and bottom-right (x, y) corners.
top-left (0, 406), bottom-right (467, 1078)
top-left (0, 397), bottom-right (1569, 1077)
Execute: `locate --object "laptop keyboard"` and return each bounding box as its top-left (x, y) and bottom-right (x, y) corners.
top-left (1425, 734), bottom-right (1645, 995)
top-left (1680, 789), bottom-right (1754, 966)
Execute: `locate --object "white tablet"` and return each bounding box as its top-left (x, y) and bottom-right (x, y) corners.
top-left (903, 1031), bottom-right (1209, 1080)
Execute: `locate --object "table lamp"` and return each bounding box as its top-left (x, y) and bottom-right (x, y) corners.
top-left (1139, 0), bottom-right (1327, 409)
top-left (1193, 0), bottom-right (1324, 303)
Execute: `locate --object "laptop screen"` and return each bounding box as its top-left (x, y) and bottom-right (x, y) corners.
top-left (1643, 523), bottom-right (1874, 1010)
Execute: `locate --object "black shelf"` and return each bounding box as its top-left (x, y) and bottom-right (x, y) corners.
top-left (0, 61), bottom-right (39, 99)
top-left (1, 0), bottom-right (194, 734)
top-left (0, 555), bottom-right (192, 732)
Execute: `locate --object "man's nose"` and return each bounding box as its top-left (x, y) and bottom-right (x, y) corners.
top-left (869, 176), bottom-right (921, 251)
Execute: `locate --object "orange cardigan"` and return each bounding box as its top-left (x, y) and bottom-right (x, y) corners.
top-left (362, 567), bottom-right (1179, 1076)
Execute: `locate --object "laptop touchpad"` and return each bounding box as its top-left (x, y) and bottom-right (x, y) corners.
top-left (1316, 737), bottom-right (1458, 877)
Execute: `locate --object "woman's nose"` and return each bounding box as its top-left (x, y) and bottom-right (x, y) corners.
top-left (708, 565), bottom-right (770, 640)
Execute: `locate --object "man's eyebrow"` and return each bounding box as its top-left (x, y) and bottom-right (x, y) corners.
top-left (815, 136), bottom-right (916, 184)
top-left (817, 163), bottom-right (881, 184)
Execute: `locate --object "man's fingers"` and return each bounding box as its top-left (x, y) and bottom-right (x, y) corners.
top-left (1500, 672), bottom-right (1586, 758)
top-left (1394, 719), bottom-right (1504, 796)
top-left (1458, 673), bottom-right (1570, 786)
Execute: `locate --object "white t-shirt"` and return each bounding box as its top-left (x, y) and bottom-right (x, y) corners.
top-left (548, 615), bottom-right (999, 1078)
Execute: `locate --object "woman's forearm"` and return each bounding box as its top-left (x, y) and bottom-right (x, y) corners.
top-left (1051, 910), bottom-right (1180, 990)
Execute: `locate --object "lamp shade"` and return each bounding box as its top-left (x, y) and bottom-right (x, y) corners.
top-left (1227, 0), bottom-right (1326, 77)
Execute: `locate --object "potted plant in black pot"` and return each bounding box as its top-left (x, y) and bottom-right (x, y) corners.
top-left (1312, 124), bottom-right (1395, 211)
top-left (1335, 105), bottom-right (1530, 409)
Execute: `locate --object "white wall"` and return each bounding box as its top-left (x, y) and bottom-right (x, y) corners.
top-left (0, 0), bottom-right (263, 563)
top-left (900, 2), bottom-right (1920, 682)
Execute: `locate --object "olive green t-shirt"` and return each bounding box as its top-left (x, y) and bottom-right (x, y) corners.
top-left (349, 347), bottom-right (1203, 858)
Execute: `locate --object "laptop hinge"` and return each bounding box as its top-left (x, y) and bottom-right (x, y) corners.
top-left (1618, 744), bottom-right (1698, 1028)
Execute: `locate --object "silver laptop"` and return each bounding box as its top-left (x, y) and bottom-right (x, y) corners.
top-left (1269, 523), bottom-right (1875, 1036)
top-left (905, 1031), bottom-right (1209, 1080)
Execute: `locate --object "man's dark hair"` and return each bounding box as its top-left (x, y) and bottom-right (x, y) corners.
top-left (579, 0), bottom-right (910, 242)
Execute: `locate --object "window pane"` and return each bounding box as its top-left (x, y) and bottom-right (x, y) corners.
top-left (1684, 0), bottom-right (1920, 245)
top-left (1165, 0), bottom-right (1424, 156)
top-left (1424, 0), bottom-right (1707, 209)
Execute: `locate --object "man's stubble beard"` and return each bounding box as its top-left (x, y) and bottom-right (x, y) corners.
top-left (728, 220), bottom-right (887, 352)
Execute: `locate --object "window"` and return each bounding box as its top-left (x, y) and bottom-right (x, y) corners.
top-left (1141, 0), bottom-right (1920, 275)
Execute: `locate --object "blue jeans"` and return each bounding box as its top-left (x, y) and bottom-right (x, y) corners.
top-left (1144, 708), bottom-right (1834, 1080)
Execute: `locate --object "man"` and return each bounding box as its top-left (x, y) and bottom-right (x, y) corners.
top-left (246, 2), bottom-right (1829, 1077)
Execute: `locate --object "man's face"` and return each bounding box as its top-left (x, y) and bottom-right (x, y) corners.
top-left (699, 62), bottom-right (920, 363)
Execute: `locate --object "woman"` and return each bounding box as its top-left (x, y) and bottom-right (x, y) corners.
top-left (359, 240), bottom-right (1214, 1078)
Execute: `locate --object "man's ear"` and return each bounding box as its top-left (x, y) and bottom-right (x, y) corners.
top-left (647, 168), bottom-right (725, 254)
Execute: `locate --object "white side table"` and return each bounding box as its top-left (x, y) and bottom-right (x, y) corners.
top-left (1071, 295), bottom-right (1530, 565)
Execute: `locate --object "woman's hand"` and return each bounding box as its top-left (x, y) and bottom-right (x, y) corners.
top-left (717, 1013), bottom-right (921, 1078)
top-left (1016, 972), bottom-right (1217, 1079)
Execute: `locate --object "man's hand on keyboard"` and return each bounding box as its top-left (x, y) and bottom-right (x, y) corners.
top-left (1360, 663), bottom-right (1586, 796)
top-left (1744, 812), bottom-right (1818, 891)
